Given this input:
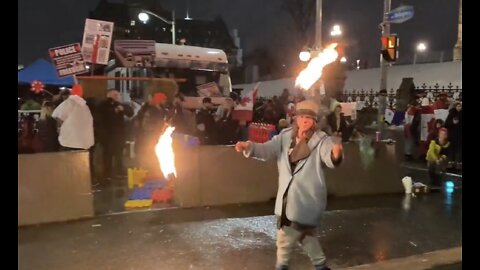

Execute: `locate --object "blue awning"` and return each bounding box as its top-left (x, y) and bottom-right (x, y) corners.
top-left (18, 58), bottom-right (74, 86)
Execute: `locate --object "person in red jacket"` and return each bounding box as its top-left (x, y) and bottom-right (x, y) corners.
top-left (432, 93), bottom-right (449, 110)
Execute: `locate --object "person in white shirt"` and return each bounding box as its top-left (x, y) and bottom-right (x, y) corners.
top-left (355, 96), bottom-right (365, 111)
top-left (52, 85), bottom-right (94, 150)
top-left (286, 96), bottom-right (296, 125)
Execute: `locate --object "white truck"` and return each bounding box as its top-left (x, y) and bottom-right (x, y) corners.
top-left (107, 41), bottom-right (233, 109)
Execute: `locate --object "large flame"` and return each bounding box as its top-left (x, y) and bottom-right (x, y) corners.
top-left (155, 126), bottom-right (177, 180)
top-left (295, 43), bottom-right (339, 90)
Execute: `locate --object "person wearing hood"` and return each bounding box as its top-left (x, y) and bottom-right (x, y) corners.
top-left (445, 102), bottom-right (462, 170)
top-left (52, 85), bottom-right (94, 151)
top-left (426, 119), bottom-right (445, 146)
top-left (235, 99), bottom-right (343, 270)
top-left (426, 127), bottom-right (450, 187)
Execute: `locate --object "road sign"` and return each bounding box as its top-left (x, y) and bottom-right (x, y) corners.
top-left (387, 5), bottom-right (414, 24)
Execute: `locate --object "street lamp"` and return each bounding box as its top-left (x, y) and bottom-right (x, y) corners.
top-left (138, 12), bottom-right (150, 23)
top-left (299, 50), bottom-right (311, 62)
top-left (330, 25), bottom-right (342, 36)
top-left (413, 42), bottom-right (427, 64)
top-left (417, 42), bottom-right (427, 52)
top-left (138, 10), bottom-right (176, 44)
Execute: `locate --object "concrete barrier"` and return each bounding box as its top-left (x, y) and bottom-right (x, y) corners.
top-left (18, 151), bottom-right (94, 226)
top-left (17, 130), bottom-right (405, 222)
top-left (174, 137), bottom-right (404, 207)
top-left (174, 146), bottom-right (278, 207)
top-left (325, 140), bottom-right (403, 196)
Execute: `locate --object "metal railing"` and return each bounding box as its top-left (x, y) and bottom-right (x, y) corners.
top-left (342, 82), bottom-right (462, 109)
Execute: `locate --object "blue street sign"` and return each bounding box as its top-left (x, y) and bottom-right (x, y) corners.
top-left (387, 5), bottom-right (414, 24)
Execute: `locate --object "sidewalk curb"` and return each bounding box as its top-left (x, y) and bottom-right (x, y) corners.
top-left (338, 247), bottom-right (461, 270)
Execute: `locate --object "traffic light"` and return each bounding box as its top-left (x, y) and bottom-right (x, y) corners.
top-left (381, 35), bottom-right (399, 62)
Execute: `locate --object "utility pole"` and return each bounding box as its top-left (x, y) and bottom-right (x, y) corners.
top-left (379, 0), bottom-right (392, 92)
top-left (313, 0), bottom-right (323, 98)
top-left (378, 0), bottom-right (391, 130)
top-left (315, 0), bottom-right (323, 49)
top-left (453, 0), bottom-right (462, 61)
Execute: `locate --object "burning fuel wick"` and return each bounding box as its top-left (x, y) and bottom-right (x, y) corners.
top-left (155, 125), bottom-right (177, 181)
top-left (295, 43), bottom-right (339, 91)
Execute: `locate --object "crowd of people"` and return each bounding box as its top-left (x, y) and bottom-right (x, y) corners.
top-left (403, 93), bottom-right (462, 186)
top-left (18, 84), bottom-right (461, 187)
top-left (17, 86), bottom-right (359, 179)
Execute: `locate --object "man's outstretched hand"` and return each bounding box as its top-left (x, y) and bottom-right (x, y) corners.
top-left (235, 141), bottom-right (251, 152)
top-left (332, 132), bottom-right (343, 161)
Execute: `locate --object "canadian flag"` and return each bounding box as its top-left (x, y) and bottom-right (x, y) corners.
top-left (420, 106), bottom-right (434, 142)
top-left (232, 83), bottom-right (260, 122)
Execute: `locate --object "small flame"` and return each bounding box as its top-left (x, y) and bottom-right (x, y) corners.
top-left (295, 43), bottom-right (339, 91)
top-left (155, 126), bottom-right (177, 180)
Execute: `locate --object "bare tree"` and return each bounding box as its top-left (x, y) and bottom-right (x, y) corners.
top-left (281, 0), bottom-right (316, 46)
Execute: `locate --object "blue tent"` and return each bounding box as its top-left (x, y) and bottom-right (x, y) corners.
top-left (18, 58), bottom-right (74, 86)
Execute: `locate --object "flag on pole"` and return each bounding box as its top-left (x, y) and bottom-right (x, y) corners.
top-left (232, 83), bottom-right (260, 122)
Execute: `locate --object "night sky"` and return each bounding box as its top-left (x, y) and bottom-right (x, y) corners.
top-left (18, 0), bottom-right (460, 68)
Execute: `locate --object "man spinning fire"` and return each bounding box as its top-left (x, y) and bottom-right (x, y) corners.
top-left (235, 99), bottom-right (343, 270)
